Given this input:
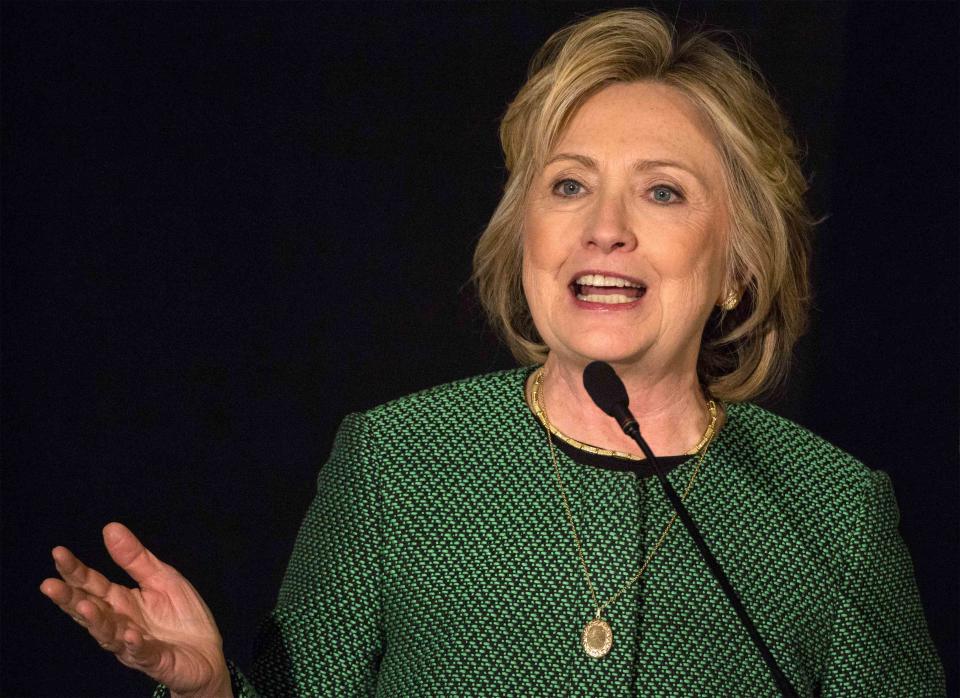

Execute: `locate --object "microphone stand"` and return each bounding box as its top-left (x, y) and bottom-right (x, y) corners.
top-left (618, 413), bottom-right (799, 698)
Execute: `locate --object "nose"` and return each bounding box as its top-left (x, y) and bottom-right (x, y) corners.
top-left (582, 190), bottom-right (638, 253)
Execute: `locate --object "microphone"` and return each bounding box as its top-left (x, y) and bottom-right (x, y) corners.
top-left (582, 361), bottom-right (639, 436)
top-left (582, 361), bottom-right (798, 698)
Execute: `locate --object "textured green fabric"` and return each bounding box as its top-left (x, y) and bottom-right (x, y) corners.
top-left (158, 366), bottom-right (945, 696)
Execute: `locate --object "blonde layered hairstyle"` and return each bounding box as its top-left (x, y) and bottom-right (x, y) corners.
top-left (472, 8), bottom-right (814, 402)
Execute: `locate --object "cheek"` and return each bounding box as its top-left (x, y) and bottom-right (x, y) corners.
top-left (521, 239), bottom-right (553, 314)
top-left (654, 225), bottom-right (727, 306)
top-left (521, 211), bottom-right (564, 284)
top-left (521, 210), bottom-right (549, 266)
top-left (656, 211), bottom-right (726, 276)
top-left (520, 227), bottom-right (545, 311)
top-left (521, 220), bottom-right (568, 329)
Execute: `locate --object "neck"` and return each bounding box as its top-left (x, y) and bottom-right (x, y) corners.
top-left (534, 354), bottom-right (711, 458)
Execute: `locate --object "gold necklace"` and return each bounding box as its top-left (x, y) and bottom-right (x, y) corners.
top-left (532, 367), bottom-right (714, 659)
top-left (530, 367), bottom-right (718, 458)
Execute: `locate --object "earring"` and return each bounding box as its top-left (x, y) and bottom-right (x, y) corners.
top-left (719, 289), bottom-right (739, 311)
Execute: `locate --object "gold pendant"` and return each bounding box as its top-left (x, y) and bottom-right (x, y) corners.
top-left (581, 617), bottom-right (613, 658)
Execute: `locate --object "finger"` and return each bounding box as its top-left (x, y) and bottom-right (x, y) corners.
top-left (75, 598), bottom-right (123, 652)
top-left (102, 522), bottom-right (167, 585)
top-left (42, 579), bottom-right (113, 636)
top-left (42, 555), bottom-right (152, 659)
top-left (50, 546), bottom-right (113, 598)
top-left (40, 578), bottom-right (87, 628)
top-left (40, 577), bottom-right (111, 628)
top-left (117, 627), bottom-right (159, 670)
top-left (42, 577), bottom-right (125, 642)
top-left (40, 576), bottom-right (97, 614)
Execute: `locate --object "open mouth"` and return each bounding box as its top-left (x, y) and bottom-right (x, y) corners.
top-left (570, 273), bottom-right (647, 305)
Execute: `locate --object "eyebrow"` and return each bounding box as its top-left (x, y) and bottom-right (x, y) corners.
top-left (544, 152), bottom-right (707, 188)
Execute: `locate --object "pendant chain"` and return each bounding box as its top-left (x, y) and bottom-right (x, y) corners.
top-left (532, 368), bottom-right (714, 625)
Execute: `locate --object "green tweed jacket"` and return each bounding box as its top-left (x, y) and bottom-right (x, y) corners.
top-left (163, 367), bottom-right (945, 696)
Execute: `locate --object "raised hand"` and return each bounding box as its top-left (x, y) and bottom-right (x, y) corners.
top-left (39, 523), bottom-right (233, 698)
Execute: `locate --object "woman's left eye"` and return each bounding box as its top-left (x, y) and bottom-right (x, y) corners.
top-left (650, 185), bottom-right (682, 204)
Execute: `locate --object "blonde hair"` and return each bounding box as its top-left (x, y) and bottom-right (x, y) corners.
top-left (472, 8), bottom-right (814, 402)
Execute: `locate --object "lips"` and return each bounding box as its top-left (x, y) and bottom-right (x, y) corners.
top-left (570, 272), bottom-right (647, 305)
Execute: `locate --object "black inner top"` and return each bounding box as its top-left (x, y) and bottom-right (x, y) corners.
top-left (532, 419), bottom-right (690, 478)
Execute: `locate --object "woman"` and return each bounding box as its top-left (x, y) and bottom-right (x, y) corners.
top-left (40, 9), bottom-right (944, 696)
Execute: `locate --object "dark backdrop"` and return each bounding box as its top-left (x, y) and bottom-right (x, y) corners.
top-left (3, 2), bottom-right (957, 696)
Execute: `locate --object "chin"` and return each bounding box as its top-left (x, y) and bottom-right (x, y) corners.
top-left (563, 336), bottom-right (651, 367)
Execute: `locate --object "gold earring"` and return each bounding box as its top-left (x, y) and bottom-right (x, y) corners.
top-left (719, 289), bottom-right (739, 311)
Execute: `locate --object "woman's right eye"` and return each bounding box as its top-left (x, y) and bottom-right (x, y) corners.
top-left (552, 179), bottom-right (585, 198)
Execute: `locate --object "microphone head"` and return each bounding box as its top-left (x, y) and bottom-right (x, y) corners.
top-left (582, 361), bottom-right (629, 417)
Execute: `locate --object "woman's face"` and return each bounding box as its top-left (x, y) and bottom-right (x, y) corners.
top-left (522, 81), bottom-right (730, 376)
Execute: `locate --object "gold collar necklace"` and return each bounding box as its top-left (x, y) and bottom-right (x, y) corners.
top-left (531, 366), bottom-right (716, 659)
top-left (529, 367), bottom-right (718, 459)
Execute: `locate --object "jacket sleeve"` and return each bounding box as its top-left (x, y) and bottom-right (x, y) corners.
top-left (243, 411), bottom-right (384, 695)
top-left (155, 412), bottom-right (385, 697)
top-left (819, 469), bottom-right (945, 697)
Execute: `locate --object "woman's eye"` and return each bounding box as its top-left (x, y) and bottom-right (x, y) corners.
top-left (553, 179), bottom-right (585, 197)
top-left (651, 185), bottom-right (682, 204)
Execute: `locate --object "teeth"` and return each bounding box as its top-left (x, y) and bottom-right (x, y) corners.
top-left (577, 293), bottom-right (637, 304)
top-left (575, 274), bottom-right (642, 288)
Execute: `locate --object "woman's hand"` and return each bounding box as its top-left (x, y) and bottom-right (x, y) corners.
top-left (39, 522), bottom-right (233, 698)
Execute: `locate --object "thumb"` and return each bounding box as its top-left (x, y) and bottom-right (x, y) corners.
top-left (102, 522), bottom-right (168, 585)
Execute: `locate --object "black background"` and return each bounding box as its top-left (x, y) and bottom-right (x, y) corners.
top-left (2, 2), bottom-right (957, 696)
